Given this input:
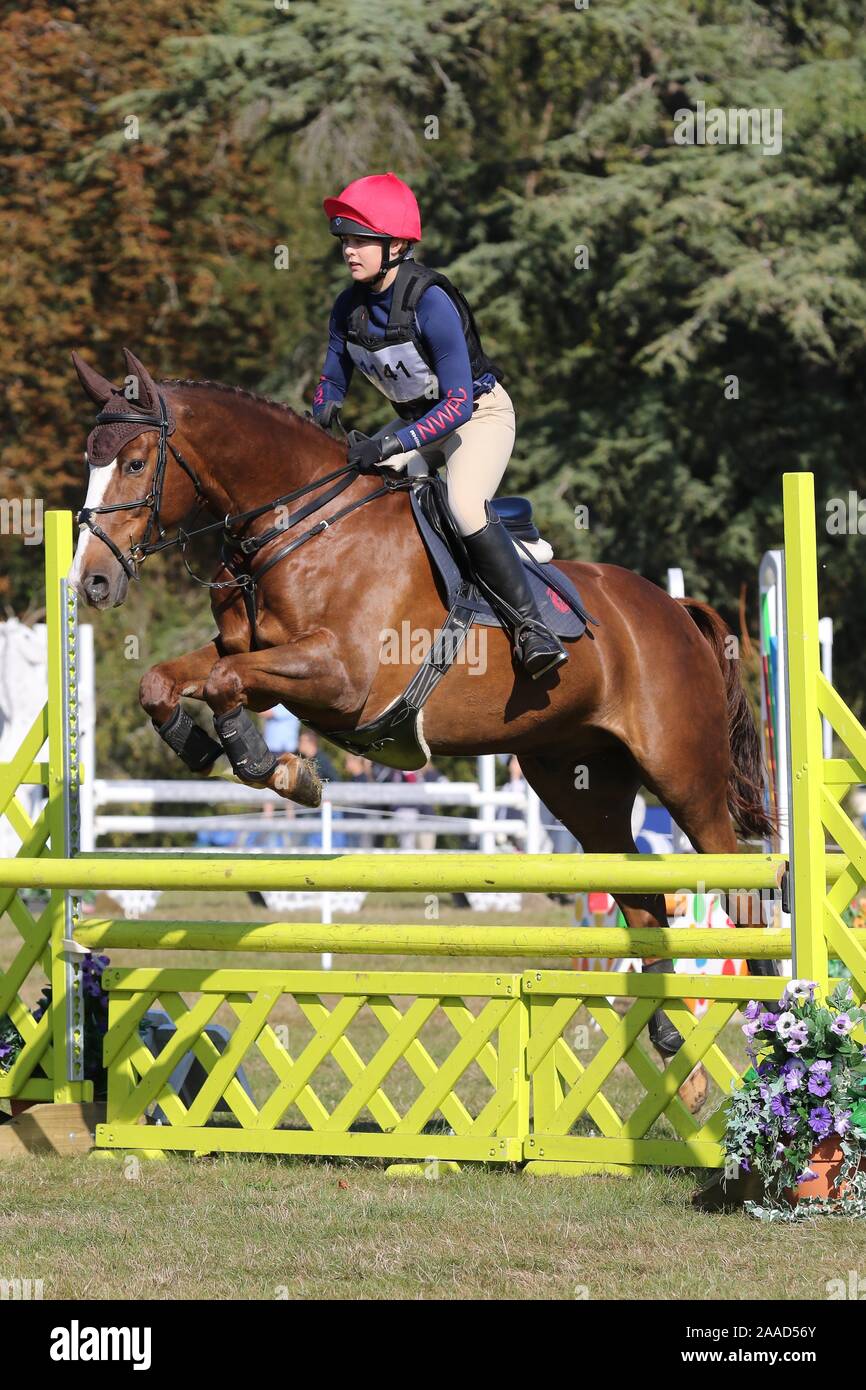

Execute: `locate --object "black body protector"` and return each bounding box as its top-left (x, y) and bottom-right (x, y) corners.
top-left (344, 260), bottom-right (503, 422)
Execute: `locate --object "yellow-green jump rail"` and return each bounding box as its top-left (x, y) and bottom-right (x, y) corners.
top-left (1, 474), bottom-right (864, 1173)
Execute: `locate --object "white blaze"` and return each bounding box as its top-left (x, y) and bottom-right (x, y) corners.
top-left (69, 460), bottom-right (117, 588)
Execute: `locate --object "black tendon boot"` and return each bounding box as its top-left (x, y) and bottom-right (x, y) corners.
top-left (213, 705), bottom-right (278, 784)
top-left (155, 705), bottom-right (222, 773)
top-left (462, 504), bottom-right (568, 679)
top-left (644, 958), bottom-right (685, 1058)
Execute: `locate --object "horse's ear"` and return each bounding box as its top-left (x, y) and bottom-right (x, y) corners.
top-left (121, 348), bottom-right (160, 412)
top-left (71, 351), bottom-right (116, 405)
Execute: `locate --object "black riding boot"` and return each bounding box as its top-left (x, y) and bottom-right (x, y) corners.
top-left (463, 504), bottom-right (568, 679)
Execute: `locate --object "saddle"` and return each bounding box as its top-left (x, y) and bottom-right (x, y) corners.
top-left (411, 471), bottom-right (589, 638)
top-left (306, 470), bottom-right (598, 770)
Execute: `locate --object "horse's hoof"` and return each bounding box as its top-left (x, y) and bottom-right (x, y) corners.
top-left (648, 1006), bottom-right (684, 1058)
top-left (294, 757), bottom-right (323, 807)
top-left (678, 1063), bottom-right (709, 1114)
top-left (272, 754), bottom-right (322, 807)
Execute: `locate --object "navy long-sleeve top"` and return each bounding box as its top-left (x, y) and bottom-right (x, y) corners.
top-left (313, 279), bottom-right (496, 451)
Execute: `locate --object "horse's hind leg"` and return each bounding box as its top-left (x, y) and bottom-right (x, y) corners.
top-left (519, 747), bottom-right (709, 1109)
top-left (519, 744), bottom-right (670, 940)
top-left (636, 739), bottom-right (778, 974)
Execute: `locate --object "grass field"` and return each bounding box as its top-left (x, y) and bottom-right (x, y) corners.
top-left (3, 889), bottom-right (865, 1300)
top-left (3, 1154), bottom-right (866, 1300)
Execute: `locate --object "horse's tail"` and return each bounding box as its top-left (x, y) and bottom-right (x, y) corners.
top-left (676, 598), bottom-right (778, 843)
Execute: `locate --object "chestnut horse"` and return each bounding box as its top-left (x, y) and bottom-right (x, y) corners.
top-left (70, 349), bottom-right (774, 1077)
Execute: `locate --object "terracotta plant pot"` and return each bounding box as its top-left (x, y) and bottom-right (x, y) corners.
top-left (787, 1134), bottom-right (866, 1206)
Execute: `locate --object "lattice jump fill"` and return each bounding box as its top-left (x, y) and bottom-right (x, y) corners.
top-left (0, 702), bottom-right (58, 1103)
top-left (817, 677), bottom-right (866, 1006)
top-left (97, 967), bottom-right (529, 1164)
top-left (523, 970), bottom-right (787, 1174)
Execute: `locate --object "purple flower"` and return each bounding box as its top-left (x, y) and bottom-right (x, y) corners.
top-left (742, 1020), bottom-right (762, 1039)
top-left (782, 1059), bottom-right (805, 1093)
top-left (831, 1013), bottom-right (854, 1036)
top-left (740, 1157), bottom-right (750, 1172)
top-left (807, 1076), bottom-right (831, 1098)
top-left (808, 1107), bottom-right (834, 1139)
top-left (797, 1168), bottom-right (819, 1183)
top-left (770, 1094), bottom-right (790, 1118)
top-left (781, 1058), bottom-right (805, 1075)
top-left (743, 1000), bottom-right (762, 1021)
top-left (759, 1012), bottom-right (779, 1031)
top-left (808, 1074), bottom-right (832, 1097)
top-left (782, 1114), bottom-right (800, 1135)
top-left (834, 1109), bottom-right (852, 1136)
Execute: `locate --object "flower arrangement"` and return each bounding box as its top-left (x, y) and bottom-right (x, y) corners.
top-left (724, 979), bottom-right (866, 1218)
top-left (0, 1014), bottom-right (20, 1074)
top-left (0, 953), bottom-right (111, 1098)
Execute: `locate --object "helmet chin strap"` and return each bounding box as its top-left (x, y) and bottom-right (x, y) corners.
top-left (360, 237), bottom-right (412, 287)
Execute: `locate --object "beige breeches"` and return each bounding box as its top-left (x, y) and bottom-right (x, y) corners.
top-left (375, 383), bottom-right (516, 536)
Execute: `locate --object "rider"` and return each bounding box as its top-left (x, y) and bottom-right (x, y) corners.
top-left (312, 172), bottom-right (568, 681)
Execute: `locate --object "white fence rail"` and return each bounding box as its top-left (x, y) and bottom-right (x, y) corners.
top-left (89, 777), bottom-right (542, 851)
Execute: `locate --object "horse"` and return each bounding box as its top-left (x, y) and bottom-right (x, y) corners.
top-left (70, 347), bottom-right (775, 1088)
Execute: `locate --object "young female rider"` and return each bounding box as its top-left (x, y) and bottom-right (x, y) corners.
top-left (312, 172), bottom-right (568, 680)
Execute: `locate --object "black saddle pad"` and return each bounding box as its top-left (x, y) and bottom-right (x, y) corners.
top-left (409, 476), bottom-right (590, 640)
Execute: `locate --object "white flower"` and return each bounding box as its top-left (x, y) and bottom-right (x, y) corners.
top-left (782, 979), bottom-right (817, 1006)
top-left (775, 1011), bottom-right (798, 1038)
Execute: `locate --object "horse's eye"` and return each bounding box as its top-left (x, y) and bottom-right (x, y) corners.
top-left (128, 458), bottom-right (146, 473)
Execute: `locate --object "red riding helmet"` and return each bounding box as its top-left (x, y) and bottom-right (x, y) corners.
top-left (323, 172), bottom-right (422, 242)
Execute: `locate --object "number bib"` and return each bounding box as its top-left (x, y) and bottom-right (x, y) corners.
top-left (346, 339), bottom-right (439, 406)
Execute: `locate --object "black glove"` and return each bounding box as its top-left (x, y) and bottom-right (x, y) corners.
top-left (315, 401), bottom-right (342, 432)
top-left (347, 434), bottom-right (404, 474)
top-left (348, 435), bottom-right (383, 473)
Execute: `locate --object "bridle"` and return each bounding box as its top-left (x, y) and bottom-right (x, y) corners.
top-left (77, 389), bottom-right (410, 618)
top-left (78, 392), bottom-right (206, 580)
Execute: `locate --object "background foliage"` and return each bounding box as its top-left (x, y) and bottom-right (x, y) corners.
top-left (1, 0), bottom-right (863, 779)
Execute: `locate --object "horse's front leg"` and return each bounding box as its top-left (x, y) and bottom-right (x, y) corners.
top-left (200, 630), bottom-right (363, 806)
top-left (139, 641), bottom-right (224, 772)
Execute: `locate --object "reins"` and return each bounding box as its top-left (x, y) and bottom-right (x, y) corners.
top-left (78, 391), bottom-right (410, 604)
